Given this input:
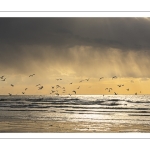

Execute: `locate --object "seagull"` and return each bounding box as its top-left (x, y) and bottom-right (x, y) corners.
top-left (1, 78), bottom-right (6, 81)
top-left (55, 93), bottom-right (59, 96)
top-left (77, 86), bottom-right (80, 89)
top-left (135, 93), bottom-right (137, 95)
top-left (29, 74), bottom-right (35, 77)
top-left (8, 93), bottom-right (12, 96)
top-left (99, 77), bottom-right (104, 81)
top-left (105, 88), bottom-right (108, 90)
top-left (38, 86), bottom-right (43, 90)
top-left (11, 84), bottom-right (14, 87)
top-left (22, 92), bottom-right (25, 94)
top-left (72, 90), bottom-right (76, 94)
top-left (79, 80), bottom-right (84, 82)
top-left (117, 85), bottom-right (122, 87)
top-left (56, 85), bottom-right (61, 89)
top-left (36, 84), bottom-right (41, 86)
top-left (112, 76), bottom-right (117, 79)
top-left (108, 88), bottom-right (112, 92)
top-left (0, 76), bottom-right (4, 79)
top-left (126, 89), bottom-right (129, 91)
top-left (85, 78), bottom-right (90, 81)
top-left (68, 93), bottom-right (72, 96)
top-left (114, 92), bottom-right (117, 95)
top-left (25, 88), bottom-right (28, 90)
top-left (70, 83), bottom-right (72, 84)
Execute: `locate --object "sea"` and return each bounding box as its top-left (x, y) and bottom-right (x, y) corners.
top-left (0, 95), bottom-right (150, 132)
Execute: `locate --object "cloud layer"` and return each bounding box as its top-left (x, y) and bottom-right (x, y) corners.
top-left (0, 18), bottom-right (150, 78)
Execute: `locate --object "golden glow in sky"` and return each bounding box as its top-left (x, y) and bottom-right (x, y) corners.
top-left (0, 18), bottom-right (150, 95)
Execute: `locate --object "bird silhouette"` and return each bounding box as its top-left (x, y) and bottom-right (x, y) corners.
top-left (99, 77), bottom-right (104, 81)
top-left (22, 92), bottom-right (25, 94)
top-left (112, 76), bottom-right (117, 79)
top-left (77, 86), bottom-right (80, 89)
top-left (114, 92), bottom-right (117, 95)
top-left (126, 89), bottom-right (129, 91)
top-left (8, 93), bottom-right (12, 96)
top-left (11, 84), bottom-right (14, 87)
top-left (135, 93), bottom-right (137, 95)
top-left (72, 90), bottom-right (76, 94)
top-left (0, 76), bottom-right (4, 79)
top-left (29, 74), bottom-right (35, 77)
top-left (117, 85), bottom-right (122, 87)
top-left (56, 85), bottom-right (61, 89)
top-left (70, 83), bottom-right (72, 84)
top-left (38, 86), bottom-right (43, 90)
top-left (1, 78), bottom-right (6, 81)
top-left (36, 84), bottom-right (41, 86)
top-left (85, 78), bottom-right (90, 81)
top-left (25, 88), bottom-right (28, 90)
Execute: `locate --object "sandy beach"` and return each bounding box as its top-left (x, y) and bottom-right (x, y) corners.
top-left (0, 120), bottom-right (150, 133)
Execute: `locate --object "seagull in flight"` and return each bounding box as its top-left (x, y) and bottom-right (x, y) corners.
top-left (117, 85), bottom-right (122, 87)
top-left (126, 89), bottom-right (129, 91)
top-left (22, 92), bottom-right (25, 94)
top-left (77, 86), bottom-right (80, 89)
top-left (11, 84), bottom-right (14, 87)
top-left (85, 78), bottom-right (90, 81)
top-left (99, 77), bottom-right (104, 81)
top-left (25, 88), bottom-right (28, 90)
top-left (112, 76), bottom-right (117, 79)
top-left (38, 86), bottom-right (43, 90)
top-left (0, 76), bottom-right (4, 79)
top-left (114, 92), bottom-right (117, 95)
top-left (1, 78), bottom-right (6, 81)
top-left (36, 84), bottom-right (41, 86)
top-left (8, 93), bottom-right (12, 96)
top-left (72, 90), bottom-right (76, 94)
top-left (29, 74), bottom-right (35, 77)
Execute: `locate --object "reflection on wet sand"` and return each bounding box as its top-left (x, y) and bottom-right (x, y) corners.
top-left (0, 120), bottom-right (150, 133)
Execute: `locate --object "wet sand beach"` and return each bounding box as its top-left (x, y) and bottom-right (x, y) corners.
top-left (0, 120), bottom-right (150, 133)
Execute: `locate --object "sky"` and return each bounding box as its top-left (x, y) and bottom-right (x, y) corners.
top-left (0, 17), bottom-right (150, 95)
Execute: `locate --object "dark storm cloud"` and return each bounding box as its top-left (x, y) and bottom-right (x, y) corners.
top-left (1, 17), bottom-right (150, 76)
top-left (1, 18), bottom-right (150, 49)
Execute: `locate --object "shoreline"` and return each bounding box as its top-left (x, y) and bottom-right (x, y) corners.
top-left (0, 120), bottom-right (150, 132)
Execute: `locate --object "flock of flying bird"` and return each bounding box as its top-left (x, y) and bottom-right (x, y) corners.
top-left (0, 74), bottom-right (140, 96)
